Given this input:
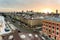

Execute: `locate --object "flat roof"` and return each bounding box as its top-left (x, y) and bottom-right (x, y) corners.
top-left (44, 16), bottom-right (60, 22)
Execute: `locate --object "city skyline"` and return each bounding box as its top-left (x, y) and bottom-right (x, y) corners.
top-left (0, 0), bottom-right (60, 13)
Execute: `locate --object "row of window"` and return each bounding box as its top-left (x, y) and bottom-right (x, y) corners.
top-left (43, 24), bottom-right (59, 30)
top-left (43, 27), bottom-right (59, 30)
top-left (43, 27), bottom-right (59, 35)
top-left (43, 21), bottom-right (60, 26)
top-left (44, 24), bottom-right (59, 27)
top-left (48, 35), bottom-right (56, 40)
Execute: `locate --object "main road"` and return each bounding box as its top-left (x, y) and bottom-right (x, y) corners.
top-left (5, 16), bottom-right (34, 33)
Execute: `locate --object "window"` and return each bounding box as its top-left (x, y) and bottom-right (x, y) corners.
top-left (49, 22), bottom-right (51, 24)
top-left (49, 30), bottom-right (51, 32)
top-left (45, 25), bottom-right (48, 26)
top-left (53, 31), bottom-right (54, 33)
top-left (57, 24), bottom-right (59, 26)
top-left (43, 24), bottom-right (45, 26)
top-left (57, 28), bottom-right (59, 30)
top-left (46, 22), bottom-right (48, 23)
top-left (49, 35), bottom-right (51, 38)
top-left (55, 36), bottom-right (56, 39)
top-left (43, 27), bottom-right (45, 29)
top-left (49, 26), bottom-right (51, 28)
top-left (57, 32), bottom-right (59, 35)
top-left (52, 23), bottom-right (54, 25)
top-left (52, 27), bottom-right (54, 28)
top-left (46, 28), bottom-right (48, 30)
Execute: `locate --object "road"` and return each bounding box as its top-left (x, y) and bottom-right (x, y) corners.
top-left (5, 16), bottom-right (34, 33)
top-left (4, 15), bottom-right (53, 40)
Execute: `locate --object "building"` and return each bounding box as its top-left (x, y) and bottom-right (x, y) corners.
top-left (0, 16), bottom-right (12, 40)
top-left (15, 12), bottom-right (44, 29)
top-left (42, 16), bottom-right (60, 40)
top-left (56, 10), bottom-right (58, 14)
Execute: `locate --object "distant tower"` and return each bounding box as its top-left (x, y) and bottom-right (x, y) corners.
top-left (56, 10), bottom-right (58, 14)
top-left (22, 10), bottom-right (24, 13)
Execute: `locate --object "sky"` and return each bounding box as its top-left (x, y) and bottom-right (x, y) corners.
top-left (0, 0), bottom-right (60, 12)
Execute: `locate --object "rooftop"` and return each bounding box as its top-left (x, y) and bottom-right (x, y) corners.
top-left (44, 16), bottom-right (60, 22)
top-left (18, 13), bottom-right (44, 20)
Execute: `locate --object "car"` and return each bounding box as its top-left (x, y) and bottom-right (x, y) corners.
top-left (41, 36), bottom-right (46, 40)
top-left (18, 30), bottom-right (21, 33)
top-left (17, 29), bottom-right (21, 33)
top-left (33, 30), bottom-right (39, 34)
top-left (12, 20), bottom-right (15, 23)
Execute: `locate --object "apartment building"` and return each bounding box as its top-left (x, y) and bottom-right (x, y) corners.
top-left (42, 16), bottom-right (60, 40)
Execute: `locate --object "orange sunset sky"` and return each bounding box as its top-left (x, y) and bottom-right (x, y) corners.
top-left (0, 0), bottom-right (60, 12)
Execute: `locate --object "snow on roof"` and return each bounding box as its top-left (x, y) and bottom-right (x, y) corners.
top-left (0, 16), bottom-right (11, 35)
top-left (44, 16), bottom-right (60, 22)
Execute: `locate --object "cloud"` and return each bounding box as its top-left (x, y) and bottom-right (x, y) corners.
top-left (0, 0), bottom-right (60, 7)
top-left (0, 0), bottom-right (41, 8)
top-left (0, 0), bottom-right (60, 12)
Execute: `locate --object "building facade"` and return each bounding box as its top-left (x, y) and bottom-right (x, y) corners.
top-left (42, 17), bottom-right (60, 40)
